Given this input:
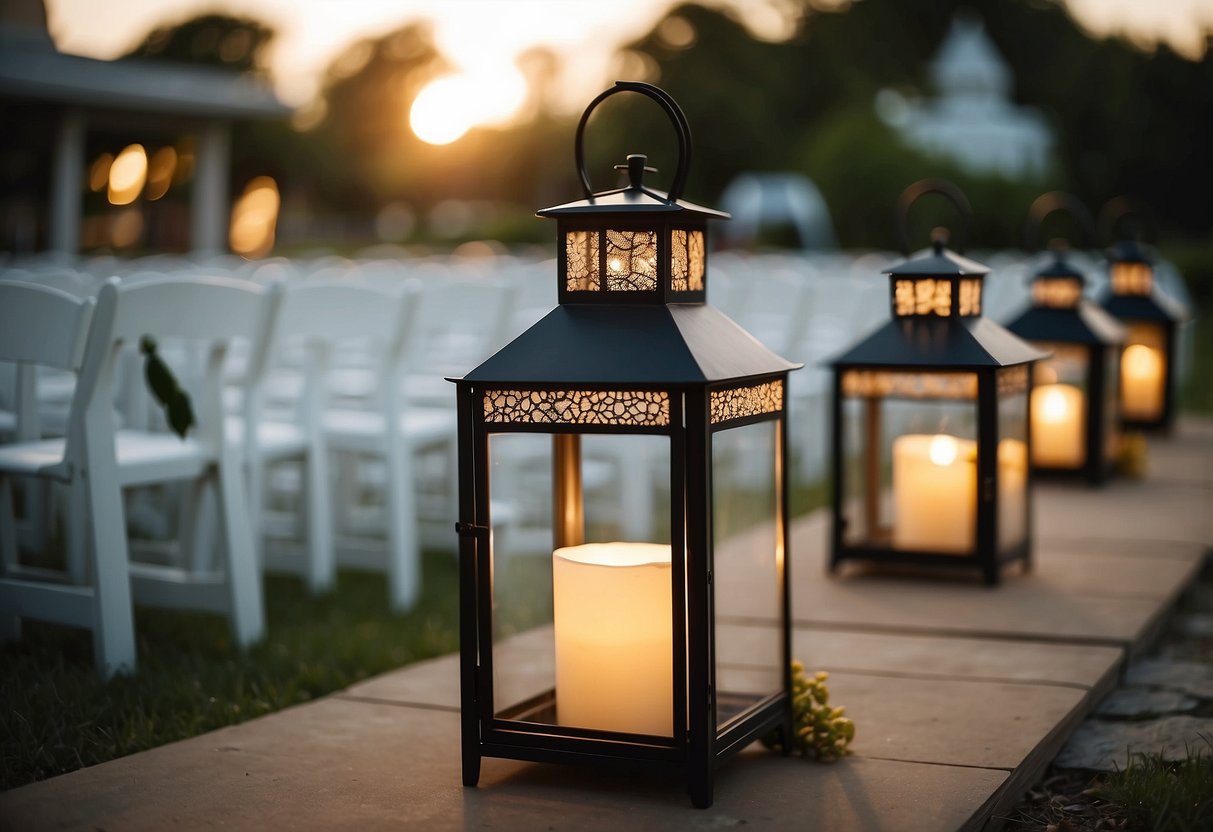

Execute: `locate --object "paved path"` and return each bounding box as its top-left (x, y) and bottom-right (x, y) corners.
top-left (2, 421), bottom-right (1210, 831)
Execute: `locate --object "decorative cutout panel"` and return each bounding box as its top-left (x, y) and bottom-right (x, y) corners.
top-left (671, 229), bottom-right (705, 292)
top-left (997, 365), bottom-right (1030, 396)
top-left (484, 388), bottom-right (670, 426)
top-left (958, 279), bottom-right (982, 316)
top-left (1110, 262), bottom-right (1152, 296)
top-left (841, 370), bottom-right (978, 400)
top-left (565, 230), bottom-right (601, 291)
top-left (1031, 277), bottom-right (1082, 309)
top-left (605, 230), bottom-right (658, 291)
top-left (710, 380), bottom-right (784, 424)
top-left (894, 278), bottom-right (951, 317)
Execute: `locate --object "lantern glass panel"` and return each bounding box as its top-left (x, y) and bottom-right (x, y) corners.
top-left (670, 229), bottom-right (705, 292)
top-left (996, 367), bottom-right (1030, 551)
top-left (487, 433), bottom-right (557, 724)
top-left (712, 419), bottom-right (781, 730)
top-left (487, 431), bottom-right (676, 738)
top-left (566, 230), bottom-right (601, 291)
top-left (1110, 262), bottom-right (1153, 296)
top-left (605, 230), bottom-right (658, 291)
top-left (1120, 321), bottom-right (1167, 422)
top-left (1030, 343), bottom-right (1088, 470)
top-left (839, 370), bottom-right (979, 554)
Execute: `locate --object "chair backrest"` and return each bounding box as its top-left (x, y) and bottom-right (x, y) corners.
top-left (0, 281), bottom-right (95, 371)
top-left (0, 281), bottom-right (96, 445)
top-left (247, 280), bottom-right (420, 428)
top-left (82, 277), bottom-right (279, 452)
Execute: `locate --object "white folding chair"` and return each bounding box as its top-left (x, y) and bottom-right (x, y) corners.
top-left (0, 277), bottom-right (277, 677)
top-left (0, 279), bottom-right (132, 677)
top-left (232, 279), bottom-right (398, 595)
top-left (318, 280), bottom-right (457, 610)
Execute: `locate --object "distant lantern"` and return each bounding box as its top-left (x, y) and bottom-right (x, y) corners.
top-left (1098, 236), bottom-right (1186, 432)
top-left (829, 180), bottom-right (1045, 586)
top-left (452, 82), bottom-right (799, 808)
top-left (1005, 193), bottom-right (1125, 485)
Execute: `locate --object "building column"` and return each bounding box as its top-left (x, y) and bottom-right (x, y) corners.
top-left (191, 119), bottom-right (231, 255)
top-left (48, 108), bottom-right (86, 254)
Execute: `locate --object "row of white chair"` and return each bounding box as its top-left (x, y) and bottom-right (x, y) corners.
top-left (0, 276), bottom-right (268, 679)
top-left (0, 274), bottom-right (473, 678)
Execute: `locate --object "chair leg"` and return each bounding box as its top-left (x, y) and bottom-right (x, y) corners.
top-left (63, 480), bottom-right (89, 585)
top-left (85, 472), bottom-right (137, 679)
top-left (385, 441), bottom-right (420, 611)
top-left (0, 476), bottom-right (22, 642)
top-left (304, 443), bottom-right (335, 594)
top-left (246, 455), bottom-right (265, 569)
top-left (215, 454), bottom-right (265, 648)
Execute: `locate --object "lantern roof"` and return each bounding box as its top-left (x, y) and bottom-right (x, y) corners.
top-left (537, 154), bottom-right (729, 220)
top-left (1033, 251), bottom-right (1087, 283)
top-left (830, 316), bottom-right (1047, 369)
top-left (1106, 238), bottom-right (1154, 265)
top-left (461, 303), bottom-right (799, 386)
top-left (883, 241), bottom-right (989, 277)
top-left (1005, 301), bottom-right (1126, 346)
top-left (1100, 287), bottom-right (1188, 324)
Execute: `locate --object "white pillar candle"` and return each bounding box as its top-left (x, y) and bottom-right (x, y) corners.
top-left (1121, 344), bottom-right (1164, 421)
top-left (1031, 383), bottom-right (1085, 468)
top-left (552, 542), bottom-right (672, 735)
top-left (892, 434), bottom-right (976, 553)
top-left (997, 438), bottom-right (1028, 549)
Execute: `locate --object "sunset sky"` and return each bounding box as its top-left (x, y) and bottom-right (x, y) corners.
top-left (42, 0), bottom-right (1213, 136)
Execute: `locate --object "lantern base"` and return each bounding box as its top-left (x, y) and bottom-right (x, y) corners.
top-left (828, 540), bottom-right (1031, 587)
top-left (1121, 415), bottom-right (1175, 434)
top-left (465, 691), bottom-right (790, 809)
top-left (1032, 461), bottom-right (1115, 487)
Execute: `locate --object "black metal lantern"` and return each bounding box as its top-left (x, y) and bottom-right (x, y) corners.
top-left (828, 181), bottom-right (1046, 586)
top-left (1005, 193), bottom-right (1126, 485)
top-left (452, 82), bottom-right (799, 808)
top-left (1097, 235), bottom-right (1186, 433)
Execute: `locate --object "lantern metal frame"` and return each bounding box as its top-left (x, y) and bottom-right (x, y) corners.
top-left (1005, 193), bottom-right (1125, 485)
top-left (453, 81), bottom-right (799, 809)
top-left (828, 181), bottom-right (1045, 586)
top-left (1098, 237), bottom-right (1186, 433)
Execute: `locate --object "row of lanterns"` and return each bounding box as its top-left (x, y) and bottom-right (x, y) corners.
top-left (450, 82), bottom-right (1187, 807)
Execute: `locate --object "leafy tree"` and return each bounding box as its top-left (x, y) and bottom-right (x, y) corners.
top-left (125, 14), bottom-right (274, 77)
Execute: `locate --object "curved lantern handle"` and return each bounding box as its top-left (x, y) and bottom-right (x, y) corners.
top-left (1097, 195), bottom-right (1153, 246)
top-left (895, 178), bottom-right (973, 254)
top-left (1024, 191), bottom-right (1094, 252)
top-left (574, 80), bottom-right (692, 203)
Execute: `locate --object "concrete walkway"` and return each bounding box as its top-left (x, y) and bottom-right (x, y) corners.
top-left (3, 421), bottom-right (1210, 831)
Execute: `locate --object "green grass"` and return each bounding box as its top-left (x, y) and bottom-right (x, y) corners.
top-left (1097, 743), bottom-right (1213, 832)
top-left (1, 554), bottom-right (462, 791)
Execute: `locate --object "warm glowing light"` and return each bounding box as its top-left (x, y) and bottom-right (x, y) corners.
top-left (1041, 387), bottom-right (1070, 422)
top-left (145, 147), bottom-right (178, 201)
top-left (110, 206), bottom-right (144, 248)
top-left (1032, 383), bottom-right (1084, 469)
top-left (607, 257), bottom-right (623, 273)
top-left (929, 434), bottom-right (959, 467)
top-left (229, 176), bottom-right (280, 259)
top-left (88, 153), bottom-right (113, 192)
top-left (409, 70), bottom-right (526, 145)
top-left (108, 144), bottom-right (148, 205)
top-left (553, 542), bottom-right (672, 735)
top-left (1121, 343), bottom-right (1165, 420)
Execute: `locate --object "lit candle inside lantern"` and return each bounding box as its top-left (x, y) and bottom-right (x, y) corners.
top-left (1121, 343), bottom-right (1164, 421)
top-left (892, 434), bottom-right (976, 553)
top-left (1031, 384), bottom-right (1085, 468)
top-left (553, 542), bottom-right (672, 735)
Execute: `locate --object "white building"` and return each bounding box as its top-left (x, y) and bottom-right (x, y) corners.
top-left (883, 14), bottom-right (1054, 180)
